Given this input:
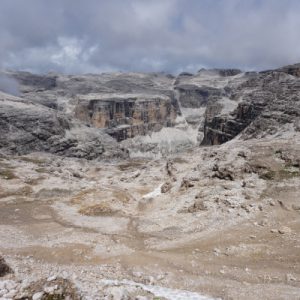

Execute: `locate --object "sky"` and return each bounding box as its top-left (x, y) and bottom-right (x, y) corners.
top-left (1, 0), bottom-right (300, 74)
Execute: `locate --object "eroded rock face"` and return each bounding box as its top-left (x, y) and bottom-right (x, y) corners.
top-left (0, 92), bottom-right (127, 159)
top-left (175, 84), bottom-right (222, 108)
top-left (1, 62), bottom-right (300, 152)
top-left (276, 63), bottom-right (300, 77)
top-left (201, 102), bottom-right (264, 145)
top-left (75, 94), bottom-right (178, 141)
top-left (201, 71), bottom-right (300, 145)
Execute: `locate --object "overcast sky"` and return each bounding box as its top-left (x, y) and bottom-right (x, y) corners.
top-left (1, 0), bottom-right (300, 74)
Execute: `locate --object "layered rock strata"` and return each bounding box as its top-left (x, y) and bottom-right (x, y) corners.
top-left (74, 94), bottom-right (178, 141)
top-left (0, 92), bottom-right (127, 159)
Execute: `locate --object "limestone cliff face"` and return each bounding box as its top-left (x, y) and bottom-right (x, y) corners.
top-left (201, 71), bottom-right (300, 145)
top-left (2, 63), bottom-right (300, 153)
top-left (74, 94), bottom-right (178, 141)
top-left (201, 102), bottom-right (263, 145)
top-left (276, 63), bottom-right (300, 77)
top-left (0, 92), bottom-right (127, 159)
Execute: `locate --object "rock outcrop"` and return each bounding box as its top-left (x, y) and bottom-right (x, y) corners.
top-left (201, 70), bottom-right (300, 145)
top-left (74, 93), bottom-right (178, 141)
top-left (1, 62), bottom-right (300, 155)
top-left (0, 92), bottom-right (127, 159)
top-left (3, 71), bottom-right (180, 143)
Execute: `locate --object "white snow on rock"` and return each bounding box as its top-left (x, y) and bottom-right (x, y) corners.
top-left (99, 279), bottom-right (219, 300)
top-left (142, 184), bottom-right (163, 199)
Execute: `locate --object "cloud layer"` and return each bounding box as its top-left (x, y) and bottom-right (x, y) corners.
top-left (1, 0), bottom-right (300, 74)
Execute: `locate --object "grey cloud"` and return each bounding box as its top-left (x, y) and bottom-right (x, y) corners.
top-left (0, 74), bottom-right (20, 96)
top-left (0, 0), bottom-right (300, 74)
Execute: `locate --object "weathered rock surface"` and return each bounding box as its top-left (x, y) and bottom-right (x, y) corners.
top-left (75, 93), bottom-right (177, 141)
top-left (200, 70), bottom-right (300, 145)
top-left (0, 92), bottom-right (127, 159)
top-left (1, 71), bottom-right (182, 143)
top-left (1, 62), bottom-right (300, 156)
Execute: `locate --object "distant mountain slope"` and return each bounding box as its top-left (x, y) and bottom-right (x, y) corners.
top-left (0, 63), bottom-right (299, 157)
top-left (0, 91), bottom-right (127, 159)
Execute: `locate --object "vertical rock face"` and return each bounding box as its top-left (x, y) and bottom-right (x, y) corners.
top-left (0, 92), bottom-right (128, 159)
top-left (74, 94), bottom-right (178, 141)
top-left (200, 70), bottom-right (300, 145)
top-left (276, 63), bottom-right (300, 77)
top-left (1, 62), bottom-right (300, 153)
top-left (201, 102), bottom-right (264, 145)
top-left (175, 84), bottom-right (222, 108)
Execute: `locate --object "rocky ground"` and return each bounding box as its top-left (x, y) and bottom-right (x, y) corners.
top-left (0, 135), bottom-right (300, 299)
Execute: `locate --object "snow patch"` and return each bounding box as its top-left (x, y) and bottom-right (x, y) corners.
top-left (142, 184), bottom-right (163, 199)
top-left (99, 279), bottom-right (219, 300)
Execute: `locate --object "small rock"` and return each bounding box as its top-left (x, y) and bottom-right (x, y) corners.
top-left (47, 275), bottom-right (57, 282)
top-left (32, 291), bottom-right (44, 300)
top-left (5, 281), bottom-right (17, 290)
top-left (61, 271), bottom-right (69, 279)
top-left (132, 171), bottom-right (140, 178)
top-left (286, 273), bottom-right (297, 282)
top-left (136, 297), bottom-right (149, 300)
top-left (161, 182), bottom-right (172, 193)
top-left (109, 286), bottom-right (128, 300)
top-left (132, 271), bottom-right (142, 278)
top-left (187, 199), bottom-right (207, 213)
top-left (270, 229), bottom-right (278, 233)
top-left (292, 204), bottom-right (300, 211)
top-left (258, 218), bottom-right (268, 226)
top-left (278, 226), bottom-right (292, 234)
top-left (156, 274), bottom-right (165, 281)
top-left (213, 248), bottom-right (221, 255)
top-left (148, 276), bottom-right (155, 285)
top-left (16, 291), bottom-right (29, 298)
top-left (180, 178), bottom-right (195, 189)
top-left (44, 285), bottom-right (57, 294)
top-left (4, 289), bottom-right (17, 298)
top-left (0, 289), bottom-right (8, 297)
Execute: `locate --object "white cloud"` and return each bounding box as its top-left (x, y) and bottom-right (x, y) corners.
top-left (1, 0), bottom-right (300, 73)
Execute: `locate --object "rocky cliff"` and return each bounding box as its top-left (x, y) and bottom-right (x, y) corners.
top-left (74, 93), bottom-right (177, 141)
top-left (2, 71), bottom-right (180, 143)
top-left (200, 70), bottom-right (300, 145)
top-left (0, 92), bottom-right (127, 159)
top-left (1, 63), bottom-right (300, 157)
